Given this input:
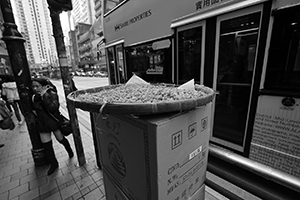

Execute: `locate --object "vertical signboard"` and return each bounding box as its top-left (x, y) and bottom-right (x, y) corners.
top-left (249, 95), bottom-right (300, 178)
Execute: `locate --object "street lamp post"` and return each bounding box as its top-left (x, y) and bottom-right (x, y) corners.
top-left (47, 1), bottom-right (86, 166)
top-left (0, 0), bottom-right (46, 165)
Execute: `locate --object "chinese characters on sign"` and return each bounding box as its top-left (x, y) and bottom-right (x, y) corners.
top-left (195, 0), bottom-right (229, 11)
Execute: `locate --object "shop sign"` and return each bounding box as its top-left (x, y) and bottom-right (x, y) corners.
top-left (152, 39), bottom-right (171, 50)
top-left (114, 9), bottom-right (152, 31)
top-left (195, 0), bottom-right (230, 11)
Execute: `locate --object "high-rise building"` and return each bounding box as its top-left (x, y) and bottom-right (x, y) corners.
top-left (94, 0), bottom-right (102, 19)
top-left (71, 0), bottom-right (95, 25)
top-left (11, 0), bottom-right (57, 66)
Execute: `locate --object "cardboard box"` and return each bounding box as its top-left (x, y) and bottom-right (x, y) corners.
top-left (92, 103), bottom-right (211, 200)
top-left (190, 183), bottom-right (205, 200)
top-left (103, 170), bottom-right (206, 200)
top-left (103, 170), bottom-right (129, 200)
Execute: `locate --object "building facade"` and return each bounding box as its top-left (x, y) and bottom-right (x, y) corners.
top-left (11, 0), bottom-right (58, 67)
top-left (71, 0), bottom-right (95, 25)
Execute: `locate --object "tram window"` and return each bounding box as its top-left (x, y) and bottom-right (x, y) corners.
top-left (178, 26), bottom-right (202, 85)
top-left (125, 41), bottom-right (172, 83)
top-left (265, 9), bottom-right (300, 92)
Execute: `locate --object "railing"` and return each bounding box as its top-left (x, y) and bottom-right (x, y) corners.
top-left (206, 145), bottom-right (300, 200)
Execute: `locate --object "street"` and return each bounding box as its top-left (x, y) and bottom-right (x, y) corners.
top-left (50, 76), bottom-right (109, 101)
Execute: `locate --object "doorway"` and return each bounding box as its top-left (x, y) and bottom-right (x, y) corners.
top-left (212, 7), bottom-right (262, 150)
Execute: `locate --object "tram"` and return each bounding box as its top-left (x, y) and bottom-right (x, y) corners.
top-left (103, 0), bottom-right (300, 179)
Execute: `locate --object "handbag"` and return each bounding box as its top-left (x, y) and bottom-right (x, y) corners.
top-left (41, 103), bottom-right (73, 136)
top-left (0, 99), bottom-right (15, 130)
top-left (0, 117), bottom-right (15, 130)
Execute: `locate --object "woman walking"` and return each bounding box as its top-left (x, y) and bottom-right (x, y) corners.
top-left (1, 75), bottom-right (23, 124)
top-left (31, 78), bottom-right (74, 175)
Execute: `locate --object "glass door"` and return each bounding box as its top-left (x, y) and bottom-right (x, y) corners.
top-left (212, 7), bottom-right (262, 150)
top-left (116, 44), bottom-right (126, 83)
top-left (177, 22), bottom-right (205, 85)
top-left (107, 47), bottom-right (117, 85)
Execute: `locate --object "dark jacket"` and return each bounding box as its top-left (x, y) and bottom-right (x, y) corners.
top-left (32, 87), bottom-right (62, 133)
top-left (71, 79), bottom-right (77, 91)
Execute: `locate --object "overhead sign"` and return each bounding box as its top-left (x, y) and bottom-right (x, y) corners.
top-left (195, 0), bottom-right (230, 11)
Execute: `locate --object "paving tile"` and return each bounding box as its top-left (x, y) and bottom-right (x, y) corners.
top-left (55, 172), bottom-right (73, 186)
top-left (11, 169), bottom-right (28, 182)
top-left (12, 159), bottom-right (29, 169)
top-left (65, 196), bottom-right (73, 200)
top-left (39, 179), bottom-right (58, 195)
top-left (99, 184), bottom-right (105, 195)
top-left (58, 181), bottom-right (66, 190)
top-left (39, 191), bottom-right (52, 200)
top-left (0, 176), bottom-right (11, 187)
top-left (83, 188), bottom-right (104, 200)
top-left (29, 176), bottom-right (47, 190)
top-left (20, 172), bottom-right (38, 184)
top-left (72, 191), bottom-right (83, 200)
top-left (49, 187), bottom-right (60, 196)
top-left (60, 182), bottom-right (80, 200)
top-left (19, 187), bottom-right (39, 200)
top-left (44, 192), bottom-right (62, 200)
top-left (8, 182), bottom-right (29, 199)
top-left (0, 191), bottom-right (8, 200)
top-left (90, 170), bottom-right (103, 182)
top-left (20, 154), bottom-right (32, 162)
top-left (71, 168), bottom-right (87, 179)
top-left (76, 175), bottom-right (95, 190)
top-left (0, 179), bottom-right (20, 193)
top-left (88, 182), bottom-right (97, 192)
top-left (80, 186), bottom-right (90, 196)
top-left (66, 179), bottom-right (75, 187)
top-left (3, 165), bottom-right (21, 178)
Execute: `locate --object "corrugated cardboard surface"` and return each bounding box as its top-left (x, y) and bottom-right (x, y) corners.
top-left (93, 103), bottom-right (211, 200)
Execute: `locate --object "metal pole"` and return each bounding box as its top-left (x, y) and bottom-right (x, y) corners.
top-left (48, 8), bottom-right (86, 166)
top-left (0, 0), bottom-right (46, 166)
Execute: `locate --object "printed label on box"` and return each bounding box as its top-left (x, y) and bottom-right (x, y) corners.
top-left (188, 123), bottom-right (197, 140)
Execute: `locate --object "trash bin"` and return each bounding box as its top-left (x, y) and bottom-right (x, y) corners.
top-left (68, 83), bottom-right (214, 200)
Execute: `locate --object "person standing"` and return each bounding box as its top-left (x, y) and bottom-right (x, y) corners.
top-left (31, 78), bottom-right (74, 175)
top-left (1, 75), bottom-right (23, 124)
top-left (70, 73), bottom-right (77, 92)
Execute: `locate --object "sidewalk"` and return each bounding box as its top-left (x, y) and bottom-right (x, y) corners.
top-left (0, 104), bottom-right (105, 200)
top-left (0, 103), bottom-right (222, 200)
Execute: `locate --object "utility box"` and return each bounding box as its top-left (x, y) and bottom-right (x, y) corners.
top-left (92, 103), bottom-right (212, 200)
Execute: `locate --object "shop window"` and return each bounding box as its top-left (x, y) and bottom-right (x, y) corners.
top-left (125, 39), bottom-right (172, 83)
top-left (264, 8), bottom-right (300, 92)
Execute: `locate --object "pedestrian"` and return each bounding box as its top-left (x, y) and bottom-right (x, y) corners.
top-left (1, 75), bottom-right (24, 125)
top-left (0, 75), bottom-right (13, 112)
top-left (0, 96), bottom-right (15, 133)
top-left (70, 73), bottom-right (77, 92)
top-left (31, 77), bottom-right (74, 176)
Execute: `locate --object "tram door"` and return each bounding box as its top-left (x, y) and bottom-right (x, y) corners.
top-left (115, 44), bottom-right (126, 83)
top-left (212, 7), bottom-right (262, 150)
top-left (107, 44), bottom-right (126, 85)
top-left (177, 22), bottom-right (205, 85)
top-left (107, 47), bottom-right (117, 85)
